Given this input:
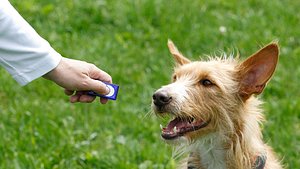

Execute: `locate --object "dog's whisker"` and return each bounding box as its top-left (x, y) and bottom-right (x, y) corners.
top-left (143, 108), bottom-right (153, 120)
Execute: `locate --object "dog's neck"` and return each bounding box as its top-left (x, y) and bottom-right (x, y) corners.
top-left (187, 133), bottom-right (227, 169)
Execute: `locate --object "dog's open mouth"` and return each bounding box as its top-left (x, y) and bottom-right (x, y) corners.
top-left (161, 117), bottom-right (209, 140)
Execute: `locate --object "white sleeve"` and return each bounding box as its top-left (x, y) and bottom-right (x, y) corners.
top-left (0, 0), bottom-right (62, 86)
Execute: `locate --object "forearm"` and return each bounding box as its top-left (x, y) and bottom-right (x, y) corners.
top-left (0, 0), bottom-right (61, 86)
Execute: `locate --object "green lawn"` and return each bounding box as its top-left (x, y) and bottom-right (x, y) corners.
top-left (0, 0), bottom-right (299, 168)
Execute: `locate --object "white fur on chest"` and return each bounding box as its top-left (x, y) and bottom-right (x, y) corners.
top-left (189, 133), bottom-right (226, 169)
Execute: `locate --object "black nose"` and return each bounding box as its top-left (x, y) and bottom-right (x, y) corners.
top-left (152, 91), bottom-right (172, 107)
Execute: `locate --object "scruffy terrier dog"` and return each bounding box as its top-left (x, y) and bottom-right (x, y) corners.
top-left (152, 40), bottom-right (283, 169)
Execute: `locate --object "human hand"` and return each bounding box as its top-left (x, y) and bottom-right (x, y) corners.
top-left (43, 57), bottom-right (112, 104)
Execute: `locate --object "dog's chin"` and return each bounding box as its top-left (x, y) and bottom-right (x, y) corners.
top-left (160, 116), bottom-right (210, 141)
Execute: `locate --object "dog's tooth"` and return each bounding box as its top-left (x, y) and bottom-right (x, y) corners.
top-left (160, 124), bottom-right (163, 130)
top-left (173, 126), bottom-right (177, 133)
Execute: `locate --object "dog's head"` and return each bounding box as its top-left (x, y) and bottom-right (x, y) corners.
top-left (152, 40), bottom-right (279, 142)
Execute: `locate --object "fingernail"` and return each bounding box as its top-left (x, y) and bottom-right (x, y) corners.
top-left (105, 85), bottom-right (110, 95)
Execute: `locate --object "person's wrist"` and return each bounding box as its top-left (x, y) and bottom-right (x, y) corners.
top-left (43, 57), bottom-right (65, 82)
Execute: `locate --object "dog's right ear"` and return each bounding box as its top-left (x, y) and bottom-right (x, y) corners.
top-left (168, 39), bottom-right (191, 65)
top-left (238, 43), bottom-right (279, 100)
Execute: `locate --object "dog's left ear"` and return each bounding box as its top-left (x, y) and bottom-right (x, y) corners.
top-left (168, 39), bottom-right (191, 65)
top-left (238, 43), bottom-right (279, 100)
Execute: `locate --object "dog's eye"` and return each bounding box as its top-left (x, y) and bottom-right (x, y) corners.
top-left (200, 79), bottom-right (213, 87)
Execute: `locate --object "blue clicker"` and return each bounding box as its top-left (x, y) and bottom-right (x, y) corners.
top-left (87, 82), bottom-right (119, 100)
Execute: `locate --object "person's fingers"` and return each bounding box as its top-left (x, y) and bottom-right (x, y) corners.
top-left (69, 91), bottom-right (96, 103)
top-left (89, 64), bottom-right (112, 83)
top-left (64, 89), bottom-right (74, 96)
top-left (70, 91), bottom-right (85, 103)
top-left (70, 95), bottom-right (80, 103)
top-left (100, 97), bottom-right (108, 104)
top-left (83, 78), bottom-right (110, 95)
top-left (78, 95), bottom-right (95, 103)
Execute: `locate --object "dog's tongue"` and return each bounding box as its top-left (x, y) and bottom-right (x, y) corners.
top-left (164, 117), bottom-right (188, 132)
top-left (161, 117), bottom-right (192, 139)
top-left (161, 117), bottom-right (208, 140)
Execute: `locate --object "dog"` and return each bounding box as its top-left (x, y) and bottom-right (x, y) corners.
top-left (151, 40), bottom-right (283, 169)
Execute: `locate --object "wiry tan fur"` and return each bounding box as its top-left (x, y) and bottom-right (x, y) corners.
top-left (152, 40), bottom-right (283, 169)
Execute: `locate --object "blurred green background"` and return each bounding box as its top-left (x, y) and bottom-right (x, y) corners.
top-left (0, 0), bottom-right (299, 168)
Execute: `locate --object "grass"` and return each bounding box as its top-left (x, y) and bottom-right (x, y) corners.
top-left (0, 0), bottom-right (299, 168)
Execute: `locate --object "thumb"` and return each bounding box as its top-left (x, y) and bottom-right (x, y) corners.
top-left (85, 78), bottom-right (110, 95)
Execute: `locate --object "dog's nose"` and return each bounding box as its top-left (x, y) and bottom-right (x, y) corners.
top-left (152, 91), bottom-right (172, 107)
